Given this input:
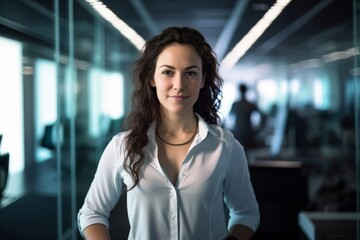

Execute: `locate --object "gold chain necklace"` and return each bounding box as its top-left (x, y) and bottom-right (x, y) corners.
top-left (156, 125), bottom-right (198, 146)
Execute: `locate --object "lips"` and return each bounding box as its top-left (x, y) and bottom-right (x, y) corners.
top-left (168, 95), bottom-right (189, 100)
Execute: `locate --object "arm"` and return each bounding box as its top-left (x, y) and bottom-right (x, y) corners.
top-left (223, 136), bottom-right (260, 237)
top-left (83, 224), bottom-right (111, 240)
top-left (78, 136), bottom-right (125, 239)
top-left (225, 224), bottom-right (254, 240)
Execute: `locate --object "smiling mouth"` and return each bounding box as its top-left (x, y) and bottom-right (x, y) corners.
top-left (168, 95), bottom-right (189, 100)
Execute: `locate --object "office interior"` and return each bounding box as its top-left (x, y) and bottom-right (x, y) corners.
top-left (0, 0), bottom-right (359, 239)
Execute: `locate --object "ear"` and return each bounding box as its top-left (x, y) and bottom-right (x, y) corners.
top-left (150, 78), bottom-right (156, 87)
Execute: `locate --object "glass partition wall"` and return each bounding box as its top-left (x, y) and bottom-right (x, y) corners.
top-left (354, 0), bottom-right (360, 237)
top-left (0, 0), bottom-right (358, 239)
top-left (0, 0), bottom-right (137, 239)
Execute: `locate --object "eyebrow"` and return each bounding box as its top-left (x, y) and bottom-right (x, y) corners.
top-left (159, 65), bottom-right (201, 70)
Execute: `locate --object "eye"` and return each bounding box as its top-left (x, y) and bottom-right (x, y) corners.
top-left (162, 70), bottom-right (174, 76)
top-left (186, 71), bottom-right (198, 77)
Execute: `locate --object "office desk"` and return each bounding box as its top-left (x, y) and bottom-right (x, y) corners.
top-left (298, 211), bottom-right (358, 240)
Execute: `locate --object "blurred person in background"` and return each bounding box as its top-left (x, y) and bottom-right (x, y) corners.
top-left (229, 83), bottom-right (265, 150)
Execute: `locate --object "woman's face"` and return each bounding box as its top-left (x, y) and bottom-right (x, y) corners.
top-left (151, 43), bottom-right (205, 117)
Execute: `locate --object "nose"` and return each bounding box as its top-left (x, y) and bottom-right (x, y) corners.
top-left (172, 73), bottom-right (185, 91)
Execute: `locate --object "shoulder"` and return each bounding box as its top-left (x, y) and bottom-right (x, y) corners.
top-left (206, 124), bottom-right (246, 169)
top-left (196, 114), bottom-right (239, 147)
top-left (115, 128), bottom-right (133, 140)
top-left (207, 124), bottom-right (238, 148)
top-left (107, 131), bottom-right (130, 155)
top-left (113, 130), bottom-right (129, 142)
top-left (230, 101), bottom-right (240, 109)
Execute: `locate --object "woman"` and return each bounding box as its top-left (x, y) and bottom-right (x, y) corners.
top-left (78, 26), bottom-right (260, 240)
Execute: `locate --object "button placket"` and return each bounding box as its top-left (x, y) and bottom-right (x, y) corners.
top-left (169, 187), bottom-right (178, 240)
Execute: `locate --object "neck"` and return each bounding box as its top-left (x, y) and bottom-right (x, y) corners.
top-left (158, 112), bottom-right (197, 134)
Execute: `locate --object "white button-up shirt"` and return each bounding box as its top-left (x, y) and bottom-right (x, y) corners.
top-left (78, 115), bottom-right (260, 240)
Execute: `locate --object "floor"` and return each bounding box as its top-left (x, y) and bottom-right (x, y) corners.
top-left (0, 159), bottom-right (97, 240)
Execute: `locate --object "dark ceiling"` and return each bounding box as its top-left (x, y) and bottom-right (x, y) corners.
top-left (0, 0), bottom-right (355, 68)
top-left (101, 0), bottom-right (354, 65)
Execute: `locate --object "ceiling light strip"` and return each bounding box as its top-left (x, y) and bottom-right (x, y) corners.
top-left (221, 0), bottom-right (292, 70)
top-left (85, 0), bottom-right (146, 51)
top-left (214, 0), bottom-right (249, 60)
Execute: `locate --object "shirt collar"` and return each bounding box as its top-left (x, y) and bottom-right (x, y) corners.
top-left (195, 113), bottom-right (217, 140)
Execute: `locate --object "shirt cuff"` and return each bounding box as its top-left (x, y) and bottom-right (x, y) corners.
top-left (228, 212), bottom-right (260, 232)
top-left (77, 208), bottom-right (110, 237)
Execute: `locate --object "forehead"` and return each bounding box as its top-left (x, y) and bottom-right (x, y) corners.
top-left (156, 43), bottom-right (202, 66)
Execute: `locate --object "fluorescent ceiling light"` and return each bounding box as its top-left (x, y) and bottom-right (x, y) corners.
top-left (85, 0), bottom-right (146, 51)
top-left (322, 47), bottom-right (359, 63)
top-left (85, 0), bottom-right (292, 62)
top-left (221, 0), bottom-right (292, 71)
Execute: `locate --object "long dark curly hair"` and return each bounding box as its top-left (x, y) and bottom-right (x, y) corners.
top-left (124, 26), bottom-right (223, 190)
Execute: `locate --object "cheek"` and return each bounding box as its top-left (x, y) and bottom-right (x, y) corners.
top-left (155, 86), bottom-right (164, 99)
top-left (200, 75), bottom-right (205, 88)
top-left (154, 79), bottom-right (171, 91)
top-left (196, 79), bottom-right (205, 91)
